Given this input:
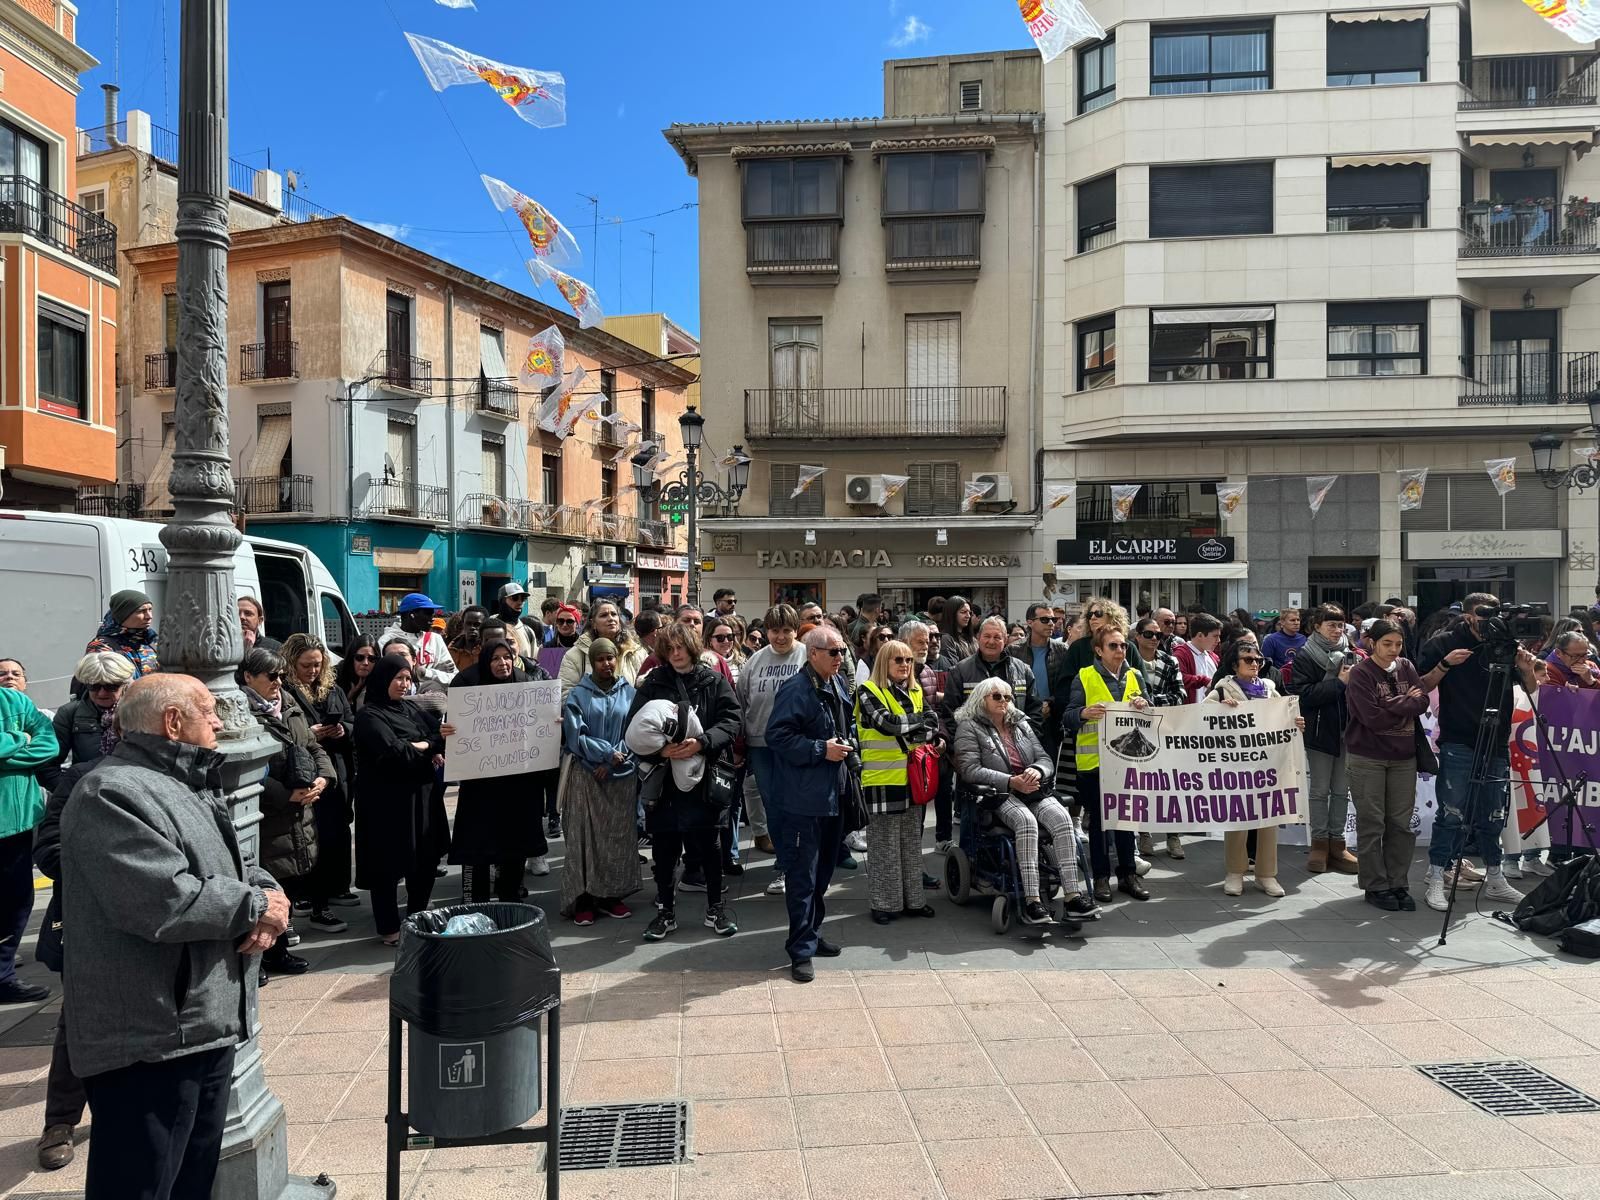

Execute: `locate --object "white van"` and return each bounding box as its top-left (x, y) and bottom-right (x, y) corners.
top-left (0, 510), bottom-right (358, 710)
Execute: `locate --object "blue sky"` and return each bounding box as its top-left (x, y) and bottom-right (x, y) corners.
top-left (75, 1), bottom-right (1030, 338)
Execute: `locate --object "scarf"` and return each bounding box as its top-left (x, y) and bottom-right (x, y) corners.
top-left (1240, 677), bottom-right (1269, 700)
top-left (246, 688), bottom-right (282, 719)
top-left (98, 706), bottom-right (121, 758)
top-left (1296, 629), bottom-right (1346, 680)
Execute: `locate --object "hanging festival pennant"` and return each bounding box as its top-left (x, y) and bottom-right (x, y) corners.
top-left (518, 325), bottom-right (565, 389)
top-left (527, 258), bottom-right (604, 328)
top-left (609, 440), bottom-right (641, 465)
top-left (481, 175), bottom-right (581, 267)
top-left (790, 465), bottom-right (826, 501)
top-left (1017, 0), bottom-right (1105, 64)
top-left (1216, 483), bottom-right (1246, 520)
top-left (1519, 0), bottom-right (1600, 44)
top-left (1043, 483), bottom-right (1075, 511)
top-left (1110, 484), bottom-right (1140, 522)
top-left (1397, 468), bottom-right (1428, 512)
top-left (609, 417), bottom-right (642, 438)
top-left (1486, 457), bottom-right (1518, 495)
top-left (1577, 445), bottom-right (1600, 468)
top-left (962, 479), bottom-right (996, 512)
top-left (433, 0), bottom-right (475, 8)
top-left (880, 473), bottom-right (910, 505)
top-left (535, 365), bottom-right (591, 438)
top-left (1307, 474), bottom-right (1338, 517)
top-left (404, 33), bottom-right (567, 128)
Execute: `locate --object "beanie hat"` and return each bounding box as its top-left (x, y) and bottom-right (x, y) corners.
top-left (109, 589), bottom-right (153, 625)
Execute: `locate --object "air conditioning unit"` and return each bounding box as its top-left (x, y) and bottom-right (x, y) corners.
top-left (970, 473), bottom-right (1014, 505)
top-left (622, 545), bottom-right (638, 564)
top-left (845, 474), bottom-right (888, 506)
top-left (590, 543), bottom-right (621, 562)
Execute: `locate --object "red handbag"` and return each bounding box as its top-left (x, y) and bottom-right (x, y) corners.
top-left (905, 741), bottom-right (941, 806)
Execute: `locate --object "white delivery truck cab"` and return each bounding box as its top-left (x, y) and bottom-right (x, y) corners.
top-left (0, 510), bottom-right (358, 710)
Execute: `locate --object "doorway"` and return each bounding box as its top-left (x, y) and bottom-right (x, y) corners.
top-left (1308, 566), bottom-right (1368, 615)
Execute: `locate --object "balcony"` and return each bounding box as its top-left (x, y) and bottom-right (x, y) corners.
top-left (744, 386), bottom-right (1007, 442)
top-left (372, 350), bottom-right (433, 396)
top-left (76, 483), bottom-right (150, 519)
top-left (884, 214), bottom-right (982, 273)
top-left (528, 503), bottom-right (592, 540)
top-left (1460, 351), bottom-right (1600, 407)
top-left (462, 493), bottom-right (526, 529)
top-left (745, 220), bottom-right (840, 278)
top-left (474, 376), bottom-right (519, 419)
top-left (240, 341), bottom-right (298, 382)
top-left (0, 176), bottom-right (117, 273)
top-left (638, 518), bottom-right (672, 548)
top-left (362, 478), bottom-right (448, 522)
top-left (1460, 54), bottom-right (1599, 112)
top-left (236, 474), bottom-right (312, 514)
top-left (1457, 202), bottom-right (1600, 285)
top-left (145, 351), bottom-right (176, 390)
top-left (593, 512), bottom-right (639, 544)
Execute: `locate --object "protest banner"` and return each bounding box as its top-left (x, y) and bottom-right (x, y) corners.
top-left (1525, 684), bottom-right (1600, 850)
top-left (1098, 697), bottom-right (1307, 832)
top-left (444, 678), bottom-right (562, 782)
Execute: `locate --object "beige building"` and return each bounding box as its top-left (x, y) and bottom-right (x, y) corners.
top-left (665, 51), bottom-right (1045, 616)
top-left (1043, 0), bottom-right (1600, 618)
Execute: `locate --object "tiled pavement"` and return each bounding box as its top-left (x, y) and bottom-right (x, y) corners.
top-left (2, 839), bottom-right (1600, 1199)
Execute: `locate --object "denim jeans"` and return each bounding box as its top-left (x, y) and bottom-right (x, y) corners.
top-left (1429, 742), bottom-right (1509, 870)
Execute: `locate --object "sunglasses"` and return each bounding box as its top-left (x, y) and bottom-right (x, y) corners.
top-left (261, 671), bottom-right (285, 682)
top-left (556, 618), bottom-right (577, 625)
top-left (1238, 655), bottom-right (1264, 665)
top-left (891, 655), bottom-right (914, 664)
top-left (88, 682), bottom-right (122, 694)
top-left (1087, 610), bottom-right (1105, 618)
top-left (821, 647), bottom-right (845, 658)
top-left (353, 653), bottom-right (376, 663)
top-left (1104, 642), bottom-right (1127, 651)
top-left (710, 633), bottom-right (734, 642)
top-left (1137, 629), bottom-right (1159, 638)
top-left (989, 692), bottom-right (1013, 701)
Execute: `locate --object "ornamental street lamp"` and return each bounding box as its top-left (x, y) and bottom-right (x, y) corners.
top-left (634, 408), bottom-right (749, 606)
top-left (1529, 392), bottom-right (1600, 493)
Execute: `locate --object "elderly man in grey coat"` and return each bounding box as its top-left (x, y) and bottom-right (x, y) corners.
top-left (60, 674), bottom-right (289, 1200)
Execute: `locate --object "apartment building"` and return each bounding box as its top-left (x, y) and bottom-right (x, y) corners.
top-left (113, 217), bottom-right (693, 614)
top-left (0, 0), bottom-right (118, 510)
top-left (666, 51), bottom-right (1044, 615)
top-left (1044, 0), bottom-right (1600, 618)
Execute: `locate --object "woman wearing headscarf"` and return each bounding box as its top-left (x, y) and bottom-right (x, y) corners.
top-left (440, 641), bottom-right (550, 903)
top-left (82, 589), bottom-right (160, 683)
top-left (1287, 603), bottom-right (1359, 875)
top-left (354, 654), bottom-right (449, 946)
top-left (559, 637), bottom-right (640, 925)
top-left (282, 633), bottom-right (360, 915)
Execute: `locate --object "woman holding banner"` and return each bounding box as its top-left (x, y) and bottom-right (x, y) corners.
top-left (559, 638), bottom-right (641, 925)
top-left (442, 641), bottom-right (551, 903)
top-left (1206, 642), bottom-right (1304, 898)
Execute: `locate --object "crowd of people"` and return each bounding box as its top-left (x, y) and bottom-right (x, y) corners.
top-left (0, 578), bottom-right (1586, 1196)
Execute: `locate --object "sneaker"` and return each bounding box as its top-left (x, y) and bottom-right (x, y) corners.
top-left (1133, 855), bottom-right (1152, 877)
top-left (643, 912), bottom-right (676, 941)
top-left (846, 830), bottom-right (868, 853)
top-left (308, 909), bottom-right (348, 934)
top-left (704, 905), bottom-right (738, 936)
top-left (1424, 874), bottom-right (1448, 911)
top-left (1365, 889), bottom-right (1401, 911)
top-left (680, 869), bottom-right (707, 892)
top-left (528, 855), bottom-right (550, 876)
top-left (1138, 832), bottom-right (1154, 857)
top-left (1526, 857), bottom-right (1557, 877)
top-left (291, 899), bottom-right (313, 916)
top-left (261, 951), bottom-right (310, 975)
top-left (1484, 871), bottom-right (1524, 903)
top-left (1021, 900), bottom-right (1052, 926)
top-left (284, 925), bottom-right (301, 947)
top-left (546, 817), bottom-right (562, 839)
top-left (923, 872), bottom-right (940, 890)
top-left (1503, 858), bottom-right (1523, 880)
top-left (573, 910), bottom-right (595, 927)
top-left (1062, 893), bottom-right (1101, 921)
top-left (765, 876), bottom-right (787, 896)
top-left (329, 892), bottom-right (362, 908)
top-left (599, 901), bottom-right (632, 919)
top-left (1166, 835), bottom-right (1185, 860)
top-left (1393, 888), bottom-right (1417, 911)
top-left (935, 839), bottom-right (954, 853)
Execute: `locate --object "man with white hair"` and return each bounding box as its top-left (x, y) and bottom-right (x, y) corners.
top-left (940, 615), bottom-right (1040, 736)
top-left (766, 625), bottom-right (857, 983)
top-left (60, 674), bottom-right (289, 1199)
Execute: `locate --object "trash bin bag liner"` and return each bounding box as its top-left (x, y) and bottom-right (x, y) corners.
top-left (391, 902), bottom-right (560, 1038)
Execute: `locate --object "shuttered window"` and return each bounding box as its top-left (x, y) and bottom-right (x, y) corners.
top-left (906, 461), bottom-right (961, 516)
top-left (386, 416), bottom-right (416, 483)
top-left (1327, 18), bottom-right (1427, 86)
top-left (907, 315), bottom-right (960, 434)
top-left (1150, 163), bottom-right (1273, 238)
top-left (1077, 172), bottom-right (1116, 251)
top-left (1326, 163), bottom-right (1428, 230)
top-left (769, 463), bottom-right (825, 517)
top-left (481, 434), bottom-right (506, 497)
top-left (479, 326), bottom-right (507, 378)
top-left (1401, 473), bottom-right (1559, 532)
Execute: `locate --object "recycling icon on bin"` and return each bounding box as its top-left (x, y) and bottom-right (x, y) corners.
top-left (439, 1041), bottom-right (486, 1090)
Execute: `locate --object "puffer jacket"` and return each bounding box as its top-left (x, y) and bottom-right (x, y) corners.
top-left (624, 662), bottom-right (741, 833)
top-left (50, 697), bottom-right (112, 770)
top-left (254, 689), bottom-right (335, 884)
top-left (953, 714), bottom-right (1054, 798)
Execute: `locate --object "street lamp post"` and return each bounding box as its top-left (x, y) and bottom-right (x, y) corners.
top-left (1529, 394), bottom-right (1600, 493)
top-left (165, 3), bottom-right (332, 1196)
top-left (637, 409), bottom-right (748, 608)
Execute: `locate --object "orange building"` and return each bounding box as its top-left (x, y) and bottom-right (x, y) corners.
top-left (0, 0), bottom-right (117, 509)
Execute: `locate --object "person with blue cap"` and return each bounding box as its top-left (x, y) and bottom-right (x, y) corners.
top-left (381, 594), bottom-right (455, 685)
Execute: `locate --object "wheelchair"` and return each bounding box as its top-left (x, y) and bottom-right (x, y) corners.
top-left (942, 750), bottom-right (1092, 934)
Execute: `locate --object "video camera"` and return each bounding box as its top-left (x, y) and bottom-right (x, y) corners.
top-left (1472, 601), bottom-right (1549, 664)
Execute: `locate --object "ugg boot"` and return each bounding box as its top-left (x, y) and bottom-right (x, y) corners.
top-left (1328, 837), bottom-right (1359, 875)
top-left (1307, 837), bottom-right (1330, 873)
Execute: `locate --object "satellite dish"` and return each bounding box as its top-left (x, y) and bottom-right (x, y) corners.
top-left (286, 169), bottom-right (299, 191)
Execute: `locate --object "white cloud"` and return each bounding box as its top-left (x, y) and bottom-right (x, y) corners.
top-left (358, 220), bottom-right (412, 242)
top-left (617, 102), bottom-right (627, 119)
top-left (889, 14), bottom-right (930, 47)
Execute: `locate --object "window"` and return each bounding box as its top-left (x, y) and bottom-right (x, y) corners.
top-left (1077, 172), bottom-right (1116, 252)
top-left (600, 466), bottom-right (616, 512)
top-left (385, 290), bottom-right (411, 358)
top-left (78, 189), bottom-right (106, 216)
top-left (0, 119), bottom-right (47, 190)
top-left (481, 435), bottom-right (506, 496)
top-left (770, 320), bottom-right (822, 433)
top-left (37, 300), bottom-right (87, 418)
top-left (479, 325), bottom-right (506, 379)
top-left (1079, 36), bottom-right (1116, 113)
top-left (1461, 303), bottom-right (1478, 376)
top-left (262, 282), bottom-right (292, 378)
top-left (905, 461), bottom-right (961, 516)
top-left (882, 152), bottom-right (986, 265)
top-left (1151, 22), bottom-right (1271, 94)
top-left (599, 368), bottom-right (617, 425)
top-left (1327, 18), bottom-right (1426, 86)
top-left (385, 415), bottom-right (415, 484)
top-left (906, 315), bottom-right (960, 433)
top-left (1326, 162), bottom-right (1428, 231)
top-left (959, 80), bottom-right (983, 111)
top-left (1149, 307), bottom-right (1274, 381)
top-left (1327, 301), bottom-right (1427, 377)
top-left (1149, 163), bottom-right (1273, 238)
top-left (743, 157), bottom-right (843, 220)
top-left (770, 462), bottom-right (825, 517)
top-left (541, 452), bottom-right (561, 506)
top-left (1077, 314), bottom-right (1116, 391)
top-left (639, 386), bottom-right (655, 439)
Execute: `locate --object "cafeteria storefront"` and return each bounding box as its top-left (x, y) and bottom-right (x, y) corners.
top-left (1403, 530), bottom-right (1564, 614)
top-left (1052, 535), bottom-right (1247, 616)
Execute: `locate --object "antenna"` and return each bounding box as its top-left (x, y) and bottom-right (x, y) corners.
top-left (576, 193), bottom-right (599, 288)
top-left (642, 230), bottom-right (658, 310)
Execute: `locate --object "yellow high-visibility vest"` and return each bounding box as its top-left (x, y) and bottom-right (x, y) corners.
top-left (856, 679), bottom-right (923, 788)
top-left (1075, 665), bottom-right (1142, 772)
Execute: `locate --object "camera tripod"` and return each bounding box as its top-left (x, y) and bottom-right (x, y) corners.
top-left (1437, 660), bottom-right (1512, 946)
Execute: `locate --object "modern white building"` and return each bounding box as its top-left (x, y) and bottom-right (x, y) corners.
top-left (1042, 0), bottom-right (1600, 619)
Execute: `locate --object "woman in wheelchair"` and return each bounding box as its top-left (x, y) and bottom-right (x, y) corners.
top-left (856, 639), bottom-right (942, 925)
top-left (953, 677), bottom-right (1094, 927)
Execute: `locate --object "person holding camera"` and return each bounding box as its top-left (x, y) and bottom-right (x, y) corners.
top-left (1416, 592), bottom-right (1537, 912)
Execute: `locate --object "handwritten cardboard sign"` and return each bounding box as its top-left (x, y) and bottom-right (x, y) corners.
top-left (444, 679), bottom-right (562, 782)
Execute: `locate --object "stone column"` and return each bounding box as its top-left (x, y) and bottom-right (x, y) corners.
top-left (165, 3), bottom-right (332, 1196)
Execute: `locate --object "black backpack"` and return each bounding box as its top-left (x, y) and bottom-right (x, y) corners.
top-left (1500, 854), bottom-right (1600, 936)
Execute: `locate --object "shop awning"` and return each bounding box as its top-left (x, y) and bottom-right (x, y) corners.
top-left (374, 547), bottom-right (435, 572)
top-left (1052, 563), bottom-right (1250, 581)
top-left (246, 414), bottom-right (292, 479)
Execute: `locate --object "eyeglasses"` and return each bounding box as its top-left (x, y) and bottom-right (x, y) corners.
top-left (821, 647), bottom-right (845, 658)
top-left (555, 618), bottom-right (577, 626)
top-left (1103, 642), bottom-right (1127, 651)
top-left (891, 655), bottom-right (914, 664)
top-left (353, 653), bottom-right (376, 663)
top-left (87, 682), bottom-right (122, 694)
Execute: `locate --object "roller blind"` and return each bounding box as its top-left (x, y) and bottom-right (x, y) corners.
top-left (246, 413), bottom-right (293, 479)
top-left (1077, 172), bottom-right (1115, 231)
top-left (1326, 300), bottom-right (1428, 326)
top-left (1327, 163), bottom-right (1428, 208)
top-left (479, 326), bottom-right (507, 377)
top-left (1150, 163), bottom-right (1273, 237)
top-left (1327, 18), bottom-right (1427, 74)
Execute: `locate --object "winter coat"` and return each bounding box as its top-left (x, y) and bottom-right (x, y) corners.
top-left (624, 663), bottom-right (740, 834)
top-left (954, 714), bottom-right (1054, 798)
top-left (1286, 642), bottom-right (1349, 757)
top-left (766, 664), bottom-right (854, 818)
top-left (285, 681), bottom-right (355, 798)
top-left (255, 690), bottom-right (335, 885)
top-left (563, 673), bottom-right (637, 775)
top-left (83, 614), bottom-right (160, 681)
top-left (1206, 675), bottom-right (1284, 705)
top-left (37, 695), bottom-right (112, 794)
top-left (939, 652), bottom-right (1041, 738)
top-left (0, 688), bottom-right (55, 841)
top-left (1009, 638), bottom-right (1074, 716)
top-left (353, 658), bottom-right (448, 885)
top-left (59, 730), bottom-right (278, 1078)
top-left (558, 631), bottom-right (648, 697)
top-left (446, 665), bottom-right (549, 864)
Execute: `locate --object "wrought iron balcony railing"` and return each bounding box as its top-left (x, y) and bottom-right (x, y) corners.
top-left (236, 474), bottom-right (312, 514)
top-left (1460, 53), bottom-right (1600, 110)
top-left (745, 220), bottom-right (840, 273)
top-left (362, 478), bottom-right (449, 521)
top-left (372, 350), bottom-right (434, 395)
top-left (1460, 351), bottom-right (1600, 406)
top-left (744, 385), bottom-right (1008, 440)
top-left (0, 175), bottom-right (117, 272)
top-left (1459, 203), bottom-right (1600, 256)
top-left (475, 376), bottom-right (519, 418)
top-left (240, 340), bottom-right (298, 382)
top-left (145, 351), bottom-right (176, 390)
top-left (884, 214), bottom-right (983, 268)
top-left (638, 518), bottom-right (672, 548)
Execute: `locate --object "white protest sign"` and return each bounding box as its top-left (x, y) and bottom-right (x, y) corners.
top-left (444, 679), bottom-right (562, 782)
top-left (1097, 697), bottom-right (1307, 832)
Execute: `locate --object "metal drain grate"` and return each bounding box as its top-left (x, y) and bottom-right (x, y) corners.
top-left (559, 1101), bottom-right (690, 1171)
top-left (1417, 1060), bottom-right (1600, 1117)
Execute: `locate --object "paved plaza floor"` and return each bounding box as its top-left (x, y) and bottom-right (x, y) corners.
top-left (2, 837), bottom-right (1599, 1199)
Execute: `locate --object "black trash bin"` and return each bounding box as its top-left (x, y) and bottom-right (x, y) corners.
top-left (391, 902), bottom-right (560, 1139)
